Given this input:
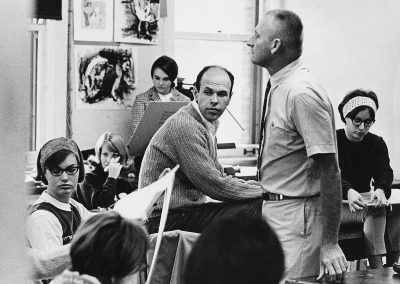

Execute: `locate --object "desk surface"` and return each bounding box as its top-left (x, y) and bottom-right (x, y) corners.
top-left (286, 267), bottom-right (400, 284)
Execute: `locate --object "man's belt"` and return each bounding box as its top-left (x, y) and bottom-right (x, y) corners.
top-left (262, 192), bottom-right (320, 201)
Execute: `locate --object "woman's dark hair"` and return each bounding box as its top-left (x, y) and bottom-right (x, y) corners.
top-left (194, 65), bottom-right (235, 97)
top-left (70, 212), bottom-right (149, 284)
top-left (150, 55), bottom-right (179, 85)
top-left (36, 149), bottom-right (85, 185)
top-left (184, 214), bottom-right (284, 284)
top-left (338, 89), bottom-right (379, 123)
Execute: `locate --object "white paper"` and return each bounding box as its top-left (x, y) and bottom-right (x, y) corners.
top-left (113, 165), bottom-right (179, 221)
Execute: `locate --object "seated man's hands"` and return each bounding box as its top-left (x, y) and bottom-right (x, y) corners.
top-left (369, 188), bottom-right (388, 207)
top-left (347, 188), bottom-right (366, 212)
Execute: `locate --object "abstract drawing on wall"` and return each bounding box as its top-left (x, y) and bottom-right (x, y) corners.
top-left (114, 0), bottom-right (160, 44)
top-left (74, 0), bottom-right (114, 41)
top-left (75, 45), bottom-right (138, 109)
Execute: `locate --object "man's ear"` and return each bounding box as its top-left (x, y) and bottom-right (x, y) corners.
top-left (192, 86), bottom-right (199, 102)
top-left (227, 92), bottom-right (233, 106)
top-left (270, 38), bottom-right (281, 54)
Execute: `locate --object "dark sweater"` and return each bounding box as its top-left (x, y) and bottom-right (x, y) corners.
top-left (337, 129), bottom-right (393, 200)
top-left (72, 165), bottom-right (137, 210)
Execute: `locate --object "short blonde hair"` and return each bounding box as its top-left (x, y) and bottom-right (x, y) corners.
top-left (94, 132), bottom-right (130, 168)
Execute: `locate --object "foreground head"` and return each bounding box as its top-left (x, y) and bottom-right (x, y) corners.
top-left (338, 89), bottom-right (379, 142)
top-left (70, 212), bottom-right (149, 284)
top-left (193, 65), bottom-right (234, 122)
top-left (95, 132), bottom-right (130, 169)
top-left (184, 215), bottom-right (284, 284)
top-left (247, 9), bottom-right (303, 72)
top-left (151, 55), bottom-right (179, 95)
top-left (36, 137), bottom-right (84, 203)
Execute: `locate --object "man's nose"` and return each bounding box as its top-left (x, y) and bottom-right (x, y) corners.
top-left (247, 36), bottom-right (254, 47)
top-left (210, 93), bottom-right (218, 104)
top-left (358, 123), bottom-right (366, 130)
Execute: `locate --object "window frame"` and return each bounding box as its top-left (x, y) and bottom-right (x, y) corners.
top-left (173, 0), bottom-right (262, 144)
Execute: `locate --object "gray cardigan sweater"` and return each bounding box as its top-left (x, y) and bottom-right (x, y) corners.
top-left (139, 103), bottom-right (263, 217)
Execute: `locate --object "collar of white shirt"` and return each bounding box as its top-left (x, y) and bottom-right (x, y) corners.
top-left (270, 58), bottom-right (304, 88)
top-left (35, 190), bottom-right (73, 211)
top-left (158, 91), bottom-right (173, 102)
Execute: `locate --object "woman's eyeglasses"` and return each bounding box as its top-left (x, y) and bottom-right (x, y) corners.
top-left (351, 117), bottom-right (375, 127)
top-left (47, 166), bottom-right (79, 176)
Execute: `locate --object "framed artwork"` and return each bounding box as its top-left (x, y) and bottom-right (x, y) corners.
top-left (74, 0), bottom-right (114, 42)
top-left (114, 0), bottom-right (160, 44)
top-left (75, 45), bottom-right (139, 109)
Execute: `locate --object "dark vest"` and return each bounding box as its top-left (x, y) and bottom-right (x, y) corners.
top-left (28, 202), bottom-right (81, 245)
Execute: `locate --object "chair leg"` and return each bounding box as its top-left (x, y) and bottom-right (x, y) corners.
top-left (356, 260), bottom-right (360, 271)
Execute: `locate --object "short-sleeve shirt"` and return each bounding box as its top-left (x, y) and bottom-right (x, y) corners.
top-left (260, 59), bottom-right (337, 197)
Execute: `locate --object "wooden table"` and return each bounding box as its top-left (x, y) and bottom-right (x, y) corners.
top-left (286, 267), bottom-right (400, 284)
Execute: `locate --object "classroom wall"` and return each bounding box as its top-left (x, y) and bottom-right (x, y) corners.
top-left (38, 0), bottom-right (175, 150)
top-left (266, 0), bottom-right (400, 177)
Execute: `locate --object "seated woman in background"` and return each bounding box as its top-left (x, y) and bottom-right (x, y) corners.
top-left (184, 215), bottom-right (284, 284)
top-left (72, 132), bottom-right (136, 210)
top-left (26, 137), bottom-right (93, 282)
top-left (130, 55), bottom-right (190, 135)
top-left (130, 55), bottom-right (190, 173)
top-left (337, 89), bottom-right (400, 268)
top-left (50, 212), bottom-right (149, 284)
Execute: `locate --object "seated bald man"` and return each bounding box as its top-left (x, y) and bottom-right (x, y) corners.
top-left (139, 65), bottom-right (263, 233)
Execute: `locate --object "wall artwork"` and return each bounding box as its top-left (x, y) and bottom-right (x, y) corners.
top-left (74, 0), bottom-right (114, 42)
top-left (75, 45), bottom-right (138, 109)
top-left (114, 0), bottom-right (161, 44)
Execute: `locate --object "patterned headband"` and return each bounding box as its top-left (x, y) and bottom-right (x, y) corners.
top-left (342, 96), bottom-right (377, 119)
top-left (39, 137), bottom-right (80, 173)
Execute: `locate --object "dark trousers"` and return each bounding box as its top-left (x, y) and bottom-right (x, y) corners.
top-left (146, 199), bottom-right (263, 234)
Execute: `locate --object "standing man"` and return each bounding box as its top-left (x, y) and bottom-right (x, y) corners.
top-left (247, 10), bottom-right (348, 280)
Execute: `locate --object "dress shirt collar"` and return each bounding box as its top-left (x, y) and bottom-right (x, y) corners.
top-left (191, 101), bottom-right (219, 136)
top-left (270, 58), bottom-right (303, 88)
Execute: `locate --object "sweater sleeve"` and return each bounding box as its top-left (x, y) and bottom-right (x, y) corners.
top-left (131, 94), bottom-right (147, 136)
top-left (341, 177), bottom-right (354, 200)
top-left (78, 174), bottom-right (119, 210)
top-left (372, 137), bottom-right (393, 198)
top-left (168, 119), bottom-right (263, 202)
top-left (29, 245), bottom-right (71, 280)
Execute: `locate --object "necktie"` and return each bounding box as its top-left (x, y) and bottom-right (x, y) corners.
top-left (257, 80), bottom-right (271, 181)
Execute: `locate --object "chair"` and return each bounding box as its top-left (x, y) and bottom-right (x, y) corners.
top-left (114, 165), bottom-right (180, 284)
top-left (338, 221), bottom-right (366, 268)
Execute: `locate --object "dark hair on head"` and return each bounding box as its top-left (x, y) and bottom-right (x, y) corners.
top-left (184, 214), bottom-right (284, 284)
top-left (268, 9), bottom-right (303, 58)
top-left (36, 150), bottom-right (85, 185)
top-left (70, 212), bottom-right (149, 284)
top-left (194, 65), bottom-right (235, 97)
top-left (338, 89), bottom-right (379, 123)
top-left (151, 55), bottom-right (179, 86)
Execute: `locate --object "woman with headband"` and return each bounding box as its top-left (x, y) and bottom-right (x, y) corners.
top-left (337, 89), bottom-right (400, 268)
top-left (26, 138), bottom-right (93, 257)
